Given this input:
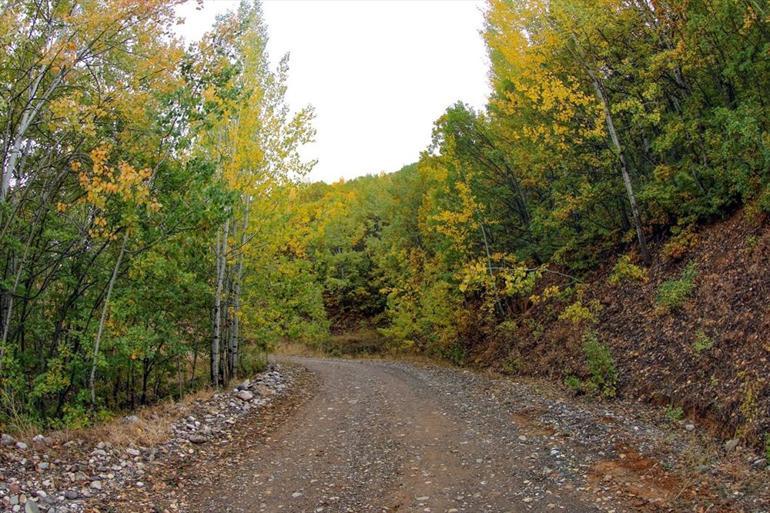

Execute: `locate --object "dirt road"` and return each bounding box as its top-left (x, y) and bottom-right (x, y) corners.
top-left (183, 357), bottom-right (768, 513)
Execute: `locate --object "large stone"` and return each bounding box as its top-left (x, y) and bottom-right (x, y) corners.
top-left (254, 384), bottom-right (274, 396)
top-left (1, 433), bottom-right (16, 446)
top-left (235, 390), bottom-right (254, 401)
top-left (724, 438), bottom-right (739, 452)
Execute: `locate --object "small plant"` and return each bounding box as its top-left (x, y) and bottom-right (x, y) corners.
top-left (559, 300), bottom-right (600, 324)
top-left (582, 332), bottom-right (618, 398)
top-left (765, 433), bottom-right (770, 462)
top-left (656, 262), bottom-right (697, 311)
top-left (693, 330), bottom-right (714, 353)
top-left (564, 375), bottom-right (582, 394)
top-left (665, 405), bottom-right (684, 422)
top-left (608, 255), bottom-right (648, 285)
top-left (662, 229), bottom-right (699, 261)
top-left (501, 355), bottom-right (520, 375)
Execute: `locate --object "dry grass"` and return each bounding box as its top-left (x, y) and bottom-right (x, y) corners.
top-left (274, 341), bottom-right (326, 357)
top-left (44, 387), bottom-right (215, 449)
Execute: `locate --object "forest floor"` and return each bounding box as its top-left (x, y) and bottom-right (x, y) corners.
top-left (164, 357), bottom-right (767, 513)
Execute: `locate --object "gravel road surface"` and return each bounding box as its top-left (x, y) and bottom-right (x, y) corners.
top-left (187, 357), bottom-right (718, 513)
top-left (180, 356), bottom-right (770, 513)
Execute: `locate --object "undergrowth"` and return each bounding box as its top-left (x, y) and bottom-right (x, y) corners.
top-left (656, 262), bottom-right (698, 311)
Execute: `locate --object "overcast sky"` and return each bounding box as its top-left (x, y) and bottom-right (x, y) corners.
top-left (175, 0), bottom-right (490, 183)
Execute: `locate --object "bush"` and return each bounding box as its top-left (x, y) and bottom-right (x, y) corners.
top-left (662, 229), bottom-right (699, 261)
top-left (559, 300), bottom-right (599, 324)
top-left (608, 255), bottom-right (648, 285)
top-left (693, 330), bottom-right (714, 353)
top-left (582, 332), bottom-right (618, 398)
top-left (238, 343), bottom-right (269, 376)
top-left (765, 433), bottom-right (770, 462)
top-left (656, 262), bottom-right (698, 311)
top-left (564, 375), bottom-right (582, 394)
top-left (665, 405), bottom-right (684, 422)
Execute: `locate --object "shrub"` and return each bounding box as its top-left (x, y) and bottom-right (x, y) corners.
top-left (608, 255), bottom-right (648, 285)
top-left (757, 184), bottom-right (770, 214)
top-left (559, 300), bottom-right (599, 324)
top-left (693, 330), bottom-right (714, 353)
top-left (656, 262), bottom-right (698, 311)
top-left (564, 375), bottom-right (582, 394)
top-left (665, 405), bottom-right (684, 422)
top-left (238, 343), bottom-right (269, 376)
top-left (582, 332), bottom-right (618, 398)
top-left (662, 229), bottom-right (699, 261)
top-left (765, 433), bottom-right (770, 462)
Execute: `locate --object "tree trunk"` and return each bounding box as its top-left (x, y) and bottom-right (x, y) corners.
top-left (211, 218), bottom-right (229, 387)
top-left (589, 71), bottom-right (650, 264)
top-left (90, 231), bottom-right (129, 404)
top-left (228, 199), bottom-right (250, 378)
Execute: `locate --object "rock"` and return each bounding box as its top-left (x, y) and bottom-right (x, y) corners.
top-left (255, 384), bottom-right (274, 396)
top-left (24, 500), bottom-right (40, 513)
top-left (188, 434), bottom-right (208, 444)
top-left (236, 380), bottom-right (250, 391)
top-left (235, 390), bottom-right (254, 401)
top-left (122, 415), bottom-right (139, 424)
top-left (1, 433), bottom-right (16, 446)
top-left (64, 490), bottom-right (79, 500)
top-left (31, 434), bottom-right (48, 445)
top-left (751, 457), bottom-right (766, 468)
top-left (684, 423), bottom-right (695, 431)
top-left (90, 481), bottom-right (102, 490)
top-left (15, 441), bottom-right (28, 450)
top-left (126, 448), bottom-right (141, 457)
top-left (724, 438), bottom-right (739, 452)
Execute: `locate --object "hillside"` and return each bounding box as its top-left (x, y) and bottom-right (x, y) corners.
top-left (472, 209), bottom-right (769, 449)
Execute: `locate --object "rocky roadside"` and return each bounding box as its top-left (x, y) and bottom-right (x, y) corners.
top-left (0, 364), bottom-right (297, 513)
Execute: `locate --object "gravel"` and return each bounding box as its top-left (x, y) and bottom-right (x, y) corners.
top-left (187, 357), bottom-right (769, 513)
top-left (3, 357), bottom-right (767, 513)
top-left (0, 364), bottom-right (291, 513)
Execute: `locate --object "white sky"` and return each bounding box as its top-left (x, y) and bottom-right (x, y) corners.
top-left (175, 0), bottom-right (490, 183)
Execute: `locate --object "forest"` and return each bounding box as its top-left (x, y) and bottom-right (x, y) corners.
top-left (2, 0), bottom-right (770, 447)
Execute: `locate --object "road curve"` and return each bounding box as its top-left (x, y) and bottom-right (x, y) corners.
top-left (188, 357), bottom-right (620, 513)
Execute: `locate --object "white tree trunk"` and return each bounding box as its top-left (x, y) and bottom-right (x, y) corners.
top-left (212, 218), bottom-right (229, 387)
top-left (89, 231), bottom-right (129, 404)
top-left (589, 71), bottom-right (650, 263)
top-left (228, 199), bottom-right (250, 377)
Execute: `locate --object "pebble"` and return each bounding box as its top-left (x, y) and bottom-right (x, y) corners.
top-left (0, 366), bottom-right (288, 513)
